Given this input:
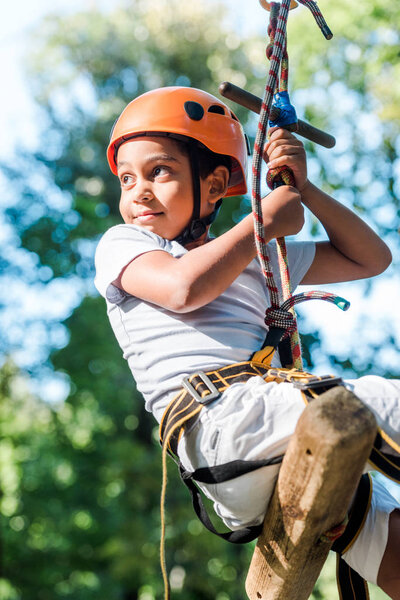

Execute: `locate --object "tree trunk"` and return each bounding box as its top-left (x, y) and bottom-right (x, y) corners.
top-left (245, 386), bottom-right (377, 600)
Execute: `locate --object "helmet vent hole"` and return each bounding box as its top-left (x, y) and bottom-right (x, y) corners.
top-left (208, 105), bottom-right (225, 115)
top-left (184, 101), bottom-right (204, 121)
top-left (230, 111), bottom-right (239, 121)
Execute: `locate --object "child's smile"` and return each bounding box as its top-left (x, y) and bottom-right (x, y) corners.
top-left (134, 210), bottom-right (163, 223)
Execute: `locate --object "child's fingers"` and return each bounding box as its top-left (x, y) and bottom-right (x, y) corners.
top-left (266, 127), bottom-right (299, 146)
top-left (267, 154), bottom-right (301, 170)
top-left (265, 131), bottom-right (303, 150)
top-left (264, 133), bottom-right (303, 158)
top-left (264, 142), bottom-right (304, 164)
top-left (267, 144), bottom-right (300, 159)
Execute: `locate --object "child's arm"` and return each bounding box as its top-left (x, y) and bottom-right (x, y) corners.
top-left (116, 185), bottom-right (304, 312)
top-left (297, 181), bottom-right (391, 284)
top-left (265, 129), bottom-right (392, 284)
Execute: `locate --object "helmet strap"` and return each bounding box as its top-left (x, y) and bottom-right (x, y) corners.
top-left (174, 141), bottom-right (222, 246)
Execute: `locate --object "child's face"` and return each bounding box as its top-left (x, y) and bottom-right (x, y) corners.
top-left (117, 136), bottom-right (196, 240)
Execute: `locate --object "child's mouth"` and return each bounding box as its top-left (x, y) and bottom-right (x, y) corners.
top-left (135, 211), bottom-right (162, 222)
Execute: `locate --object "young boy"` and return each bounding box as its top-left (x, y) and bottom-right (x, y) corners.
top-left (95, 86), bottom-right (400, 597)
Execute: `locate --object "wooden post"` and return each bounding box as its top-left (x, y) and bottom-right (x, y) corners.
top-left (245, 386), bottom-right (377, 600)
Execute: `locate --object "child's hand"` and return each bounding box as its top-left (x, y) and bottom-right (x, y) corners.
top-left (261, 185), bottom-right (304, 239)
top-left (264, 128), bottom-right (308, 193)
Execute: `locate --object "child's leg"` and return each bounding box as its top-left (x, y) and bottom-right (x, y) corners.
top-left (341, 476), bottom-right (399, 590)
top-left (177, 376), bottom-right (306, 529)
top-left (179, 375), bottom-right (400, 528)
top-left (377, 508), bottom-right (400, 600)
top-left (343, 375), bottom-right (400, 446)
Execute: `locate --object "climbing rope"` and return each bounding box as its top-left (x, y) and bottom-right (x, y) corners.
top-left (252, 0), bottom-right (342, 370)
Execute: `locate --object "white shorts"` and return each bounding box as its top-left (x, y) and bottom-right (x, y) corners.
top-left (178, 375), bottom-right (400, 584)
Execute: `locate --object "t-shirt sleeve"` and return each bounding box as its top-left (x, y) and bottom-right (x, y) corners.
top-left (267, 240), bottom-right (316, 295)
top-left (94, 225), bottom-right (166, 304)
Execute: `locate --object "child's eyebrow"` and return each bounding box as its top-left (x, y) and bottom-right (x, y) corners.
top-left (117, 154), bottom-right (180, 169)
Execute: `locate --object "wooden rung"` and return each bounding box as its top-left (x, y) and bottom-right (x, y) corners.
top-left (245, 386), bottom-right (377, 600)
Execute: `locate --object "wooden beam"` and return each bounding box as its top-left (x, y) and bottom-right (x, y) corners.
top-left (245, 386), bottom-right (377, 600)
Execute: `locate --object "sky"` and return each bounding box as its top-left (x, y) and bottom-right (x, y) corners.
top-left (0, 0), bottom-right (262, 161)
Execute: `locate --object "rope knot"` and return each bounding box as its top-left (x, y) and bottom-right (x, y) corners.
top-left (266, 43), bottom-right (274, 60)
top-left (267, 165), bottom-right (296, 190)
top-left (264, 306), bottom-right (296, 335)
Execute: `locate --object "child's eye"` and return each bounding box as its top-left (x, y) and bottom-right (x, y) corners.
top-left (120, 174), bottom-right (133, 186)
top-left (153, 166), bottom-right (169, 177)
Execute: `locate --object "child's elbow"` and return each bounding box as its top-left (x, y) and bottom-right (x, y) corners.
top-left (166, 282), bottom-right (200, 313)
top-left (166, 279), bottom-right (210, 313)
top-left (382, 245), bottom-right (392, 271)
top-left (370, 244), bottom-right (392, 276)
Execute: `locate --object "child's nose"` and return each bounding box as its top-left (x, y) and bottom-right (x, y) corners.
top-left (133, 177), bottom-right (153, 202)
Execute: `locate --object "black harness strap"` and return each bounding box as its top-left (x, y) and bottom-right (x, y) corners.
top-left (369, 431), bottom-right (400, 482)
top-left (179, 457), bottom-right (284, 543)
top-left (336, 559), bottom-right (371, 600)
top-left (160, 361), bottom-right (271, 457)
top-left (333, 474), bottom-right (373, 600)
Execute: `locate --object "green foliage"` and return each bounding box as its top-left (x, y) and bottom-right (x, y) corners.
top-left (1, 351), bottom-right (253, 599)
top-left (289, 0), bottom-right (400, 123)
top-left (287, 0), bottom-right (400, 248)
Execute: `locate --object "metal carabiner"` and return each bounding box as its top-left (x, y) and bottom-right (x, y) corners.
top-left (259, 0), bottom-right (298, 10)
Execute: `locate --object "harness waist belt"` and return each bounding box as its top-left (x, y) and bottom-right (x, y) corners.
top-left (159, 360), bottom-right (340, 457)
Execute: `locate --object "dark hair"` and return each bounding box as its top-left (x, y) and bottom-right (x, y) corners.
top-left (172, 137), bottom-right (231, 180)
top-left (197, 146), bottom-right (231, 180)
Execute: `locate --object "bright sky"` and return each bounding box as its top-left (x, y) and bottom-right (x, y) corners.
top-left (0, 0), bottom-right (261, 159)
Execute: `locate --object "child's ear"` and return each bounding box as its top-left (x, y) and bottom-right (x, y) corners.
top-left (207, 166), bottom-right (230, 204)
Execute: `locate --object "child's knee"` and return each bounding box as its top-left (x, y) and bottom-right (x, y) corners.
top-left (341, 478), bottom-right (399, 585)
top-left (377, 508), bottom-right (400, 599)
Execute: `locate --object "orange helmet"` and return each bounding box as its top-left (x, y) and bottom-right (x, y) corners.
top-left (107, 86), bottom-right (248, 197)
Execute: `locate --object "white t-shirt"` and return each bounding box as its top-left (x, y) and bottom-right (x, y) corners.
top-left (94, 224), bottom-right (315, 422)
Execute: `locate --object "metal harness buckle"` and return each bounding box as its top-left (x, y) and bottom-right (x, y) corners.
top-left (182, 371), bottom-right (220, 405)
top-left (293, 375), bottom-right (343, 391)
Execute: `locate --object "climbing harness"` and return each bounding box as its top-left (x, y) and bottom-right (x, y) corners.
top-left (159, 361), bottom-right (344, 598)
top-left (159, 360), bottom-right (400, 599)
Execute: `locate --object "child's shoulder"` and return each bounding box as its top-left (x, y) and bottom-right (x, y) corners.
top-left (95, 224), bottom-right (187, 262)
top-left (99, 223), bottom-right (157, 243)
top-left (97, 224), bottom-right (162, 252)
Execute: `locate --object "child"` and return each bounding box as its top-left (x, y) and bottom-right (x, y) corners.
top-left (95, 86), bottom-right (400, 597)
